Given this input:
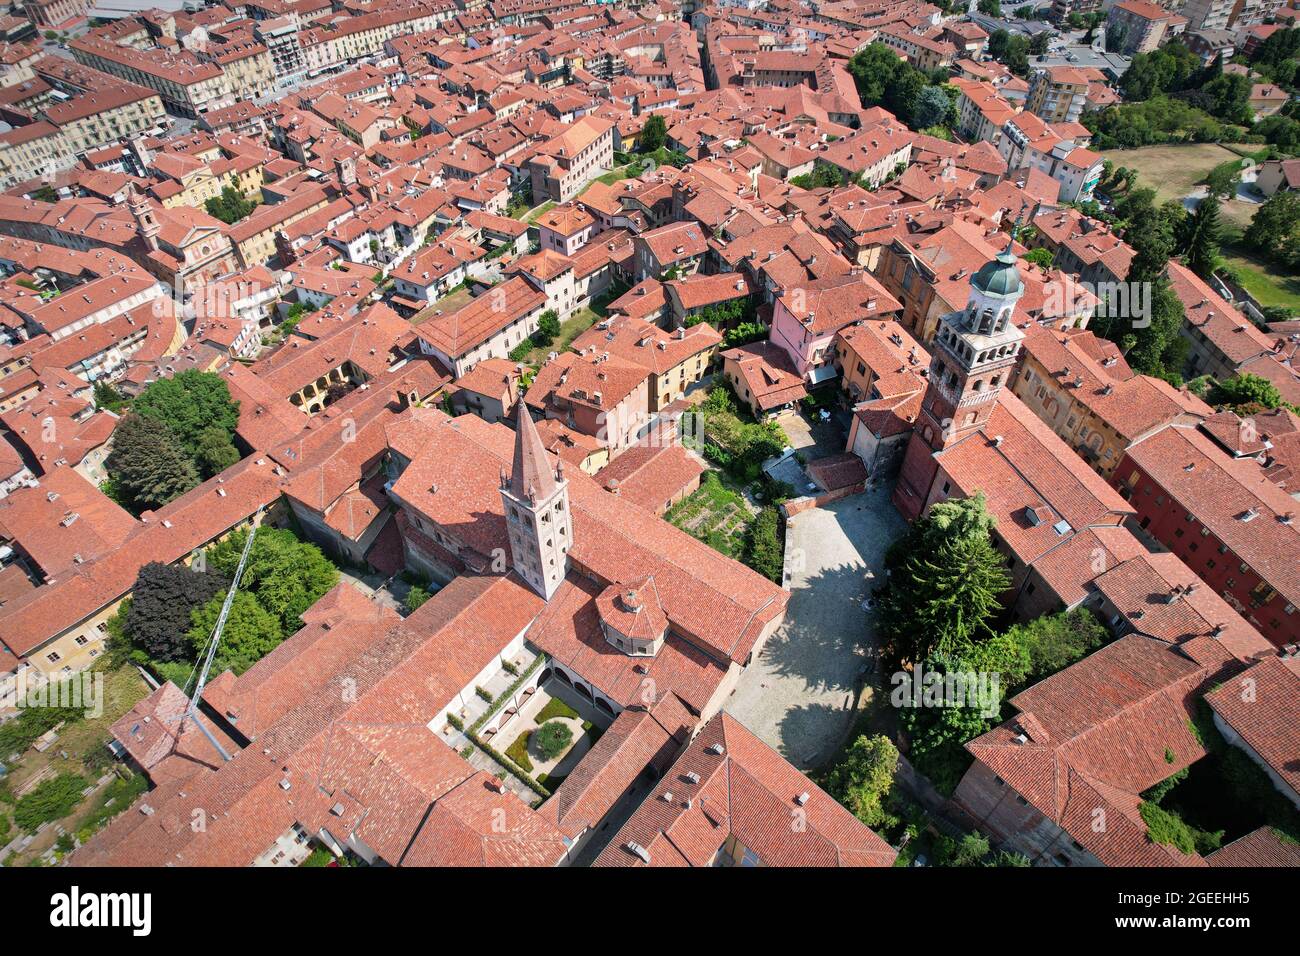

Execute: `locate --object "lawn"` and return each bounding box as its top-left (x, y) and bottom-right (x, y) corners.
top-left (1220, 243), bottom-right (1300, 312)
top-left (534, 695), bottom-right (603, 745)
top-left (665, 471), bottom-right (754, 560)
top-left (535, 697), bottom-right (580, 723)
top-left (1103, 143), bottom-right (1241, 205)
top-left (1103, 142), bottom-right (1263, 230)
top-left (521, 201), bottom-right (556, 225)
top-left (581, 161), bottom-right (644, 193)
top-left (523, 305), bottom-right (600, 363)
top-left (505, 730), bottom-right (534, 772)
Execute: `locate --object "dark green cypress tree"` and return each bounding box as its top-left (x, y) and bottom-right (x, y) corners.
top-left (1183, 195), bottom-right (1222, 280)
top-left (105, 413), bottom-right (200, 510)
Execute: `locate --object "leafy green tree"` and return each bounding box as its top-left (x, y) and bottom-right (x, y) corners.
top-left (1119, 42), bottom-right (1203, 101)
top-left (1116, 188), bottom-right (1183, 279)
top-left (977, 0), bottom-right (1001, 15)
top-left (987, 30), bottom-right (1030, 75)
top-left (1201, 72), bottom-right (1253, 125)
top-left (188, 591), bottom-right (283, 676)
top-left (132, 370), bottom-right (240, 459)
top-left (206, 527), bottom-right (339, 632)
top-left (125, 562), bottom-right (228, 662)
top-left (93, 379), bottom-right (128, 413)
top-left (204, 186), bottom-right (256, 225)
top-left (1000, 608), bottom-right (1108, 686)
top-left (535, 309), bottom-right (561, 345)
top-left (1252, 28), bottom-right (1300, 75)
top-left (534, 721), bottom-right (573, 760)
top-left (405, 585), bottom-right (431, 612)
top-left (913, 85), bottom-right (952, 131)
top-left (1207, 373), bottom-right (1286, 413)
top-left (194, 426), bottom-right (240, 478)
top-left (1181, 195), bottom-right (1222, 280)
top-left (1203, 162), bottom-right (1241, 201)
top-left (879, 494), bottom-right (1010, 665)
top-left (884, 64), bottom-right (927, 125)
top-left (848, 43), bottom-right (902, 106)
top-left (638, 114), bottom-right (667, 153)
top-left (948, 832), bottom-right (991, 866)
top-left (1244, 191), bottom-right (1300, 266)
top-left (105, 413), bottom-right (200, 510)
top-left (1022, 247), bottom-right (1054, 269)
top-left (746, 507), bottom-right (782, 582)
top-left (896, 651), bottom-right (998, 795)
top-left (1084, 95), bottom-right (1226, 150)
top-left (790, 163), bottom-right (844, 190)
top-left (1089, 190), bottom-right (1192, 383)
top-left (894, 609), bottom-right (1104, 796)
top-left (1100, 277), bottom-right (1187, 385)
top-left (823, 734), bottom-right (899, 827)
top-left (1255, 114), bottom-right (1300, 151)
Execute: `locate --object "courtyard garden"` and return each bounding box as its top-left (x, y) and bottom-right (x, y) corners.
top-left (0, 661), bottom-right (153, 867)
top-left (499, 686), bottom-right (607, 791)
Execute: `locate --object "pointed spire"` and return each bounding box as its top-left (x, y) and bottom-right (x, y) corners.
top-left (510, 397), bottom-right (556, 503)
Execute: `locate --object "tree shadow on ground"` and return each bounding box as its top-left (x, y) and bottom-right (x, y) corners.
top-left (759, 560), bottom-right (876, 694)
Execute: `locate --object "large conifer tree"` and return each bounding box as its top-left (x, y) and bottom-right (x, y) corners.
top-left (879, 493), bottom-right (1010, 665)
top-left (105, 413), bottom-right (200, 510)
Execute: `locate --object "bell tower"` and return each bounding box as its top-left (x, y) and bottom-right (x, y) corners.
top-left (128, 186), bottom-right (160, 252)
top-left (917, 242), bottom-right (1025, 451)
top-left (500, 399), bottom-right (571, 600)
top-left (893, 243), bottom-right (1026, 521)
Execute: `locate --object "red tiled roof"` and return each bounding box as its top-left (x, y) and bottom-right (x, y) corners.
top-left (1207, 826), bottom-right (1300, 867)
top-left (964, 634), bottom-right (1216, 867)
top-left (594, 712), bottom-right (896, 867)
top-left (1205, 653), bottom-right (1300, 796)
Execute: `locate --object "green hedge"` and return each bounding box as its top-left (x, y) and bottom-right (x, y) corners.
top-left (470, 653), bottom-right (546, 733)
top-left (505, 731), bottom-right (534, 772)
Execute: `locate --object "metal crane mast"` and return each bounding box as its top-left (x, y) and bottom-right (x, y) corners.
top-left (177, 515), bottom-right (262, 762)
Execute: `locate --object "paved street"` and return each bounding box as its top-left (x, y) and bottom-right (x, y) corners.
top-left (727, 485), bottom-right (906, 770)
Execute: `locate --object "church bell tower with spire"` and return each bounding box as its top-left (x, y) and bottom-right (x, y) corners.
top-left (500, 399), bottom-right (571, 600)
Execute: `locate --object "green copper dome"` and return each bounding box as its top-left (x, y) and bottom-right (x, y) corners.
top-left (972, 247), bottom-right (1023, 297)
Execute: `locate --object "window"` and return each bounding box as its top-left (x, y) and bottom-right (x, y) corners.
top-left (75, 636), bottom-right (88, 647)
top-left (46, 651), bottom-right (61, 663)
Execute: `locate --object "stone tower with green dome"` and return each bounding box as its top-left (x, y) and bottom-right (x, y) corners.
top-left (919, 240), bottom-right (1025, 445)
top-left (893, 240), bottom-right (1028, 520)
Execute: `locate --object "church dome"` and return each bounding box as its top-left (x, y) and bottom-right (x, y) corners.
top-left (972, 247), bottom-right (1023, 298)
